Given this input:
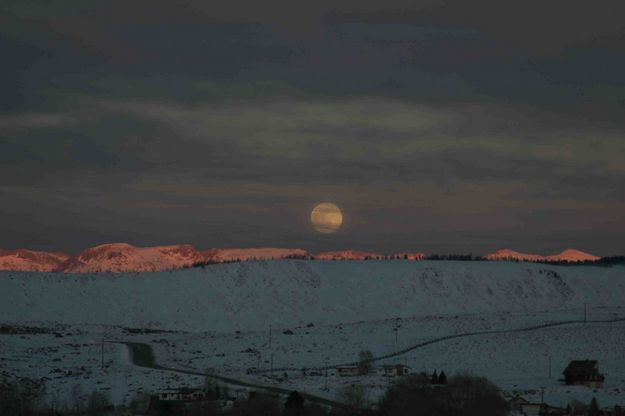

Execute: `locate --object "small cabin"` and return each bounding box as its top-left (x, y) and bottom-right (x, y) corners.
top-left (337, 366), bottom-right (361, 377)
top-left (562, 360), bottom-right (605, 388)
top-left (158, 388), bottom-right (206, 401)
top-left (382, 364), bottom-right (410, 377)
top-left (337, 364), bottom-right (410, 377)
top-left (372, 364), bottom-right (410, 377)
top-left (508, 396), bottom-right (530, 413)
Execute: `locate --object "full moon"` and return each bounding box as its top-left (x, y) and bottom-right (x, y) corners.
top-left (310, 202), bottom-right (343, 234)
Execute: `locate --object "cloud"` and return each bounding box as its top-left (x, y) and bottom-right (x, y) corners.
top-left (3, 95), bottom-right (624, 199)
top-left (99, 96), bottom-right (625, 168)
top-left (4, 0), bottom-right (624, 57)
top-left (1, 1), bottom-right (624, 253)
top-left (0, 112), bottom-right (89, 130)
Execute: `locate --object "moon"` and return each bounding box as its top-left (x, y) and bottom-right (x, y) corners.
top-left (311, 202), bottom-right (343, 234)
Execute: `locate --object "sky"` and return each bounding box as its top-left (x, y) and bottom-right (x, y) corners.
top-left (1, 0), bottom-right (625, 255)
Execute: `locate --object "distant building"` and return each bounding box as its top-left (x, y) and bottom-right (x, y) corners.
top-left (337, 366), bottom-right (361, 377)
top-left (148, 392), bottom-right (233, 416)
top-left (381, 364), bottom-right (410, 377)
top-left (158, 388), bottom-right (206, 401)
top-left (562, 360), bottom-right (605, 388)
top-left (508, 396), bottom-right (530, 413)
top-left (508, 397), bottom-right (569, 416)
top-left (337, 364), bottom-right (409, 377)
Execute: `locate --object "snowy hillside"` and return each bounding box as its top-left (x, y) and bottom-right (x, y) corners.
top-left (1, 260), bottom-right (624, 331)
top-left (2, 260), bottom-right (625, 408)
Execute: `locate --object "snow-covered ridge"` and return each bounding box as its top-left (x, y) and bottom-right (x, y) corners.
top-left (0, 248), bottom-right (70, 272)
top-left (315, 250), bottom-right (383, 260)
top-left (202, 247), bottom-right (312, 262)
top-left (0, 260), bottom-right (623, 331)
top-left (0, 243), bottom-right (601, 272)
top-left (484, 248), bottom-right (600, 262)
top-left (58, 243), bottom-right (204, 273)
top-left (0, 244), bottom-right (315, 273)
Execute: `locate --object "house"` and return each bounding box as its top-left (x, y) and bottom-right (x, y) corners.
top-left (337, 366), bottom-right (361, 376)
top-left (147, 394), bottom-right (231, 416)
top-left (158, 388), bottom-right (207, 401)
top-left (508, 397), bottom-right (569, 416)
top-left (381, 364), bottom-right (410, 377)
top-left (508, 400), bottom-right (567, 416)
top-left (524, 403), bottom-right (567, 416)
top-left (519, 403), bottom-right (544, 416)
top-left (562, 360), bottom-right (605, 388)
top-left (371, 364), bottom-right (410, 377)
top-left (508, 396), bottom-right (530, 413)
top-left (337, 364), bottom-right (410, 377)
top-left (601, 405), bottom-right (625, 416)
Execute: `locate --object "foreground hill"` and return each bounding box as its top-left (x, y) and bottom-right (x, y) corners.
top-left (1, 260), bottom-right (623, 331)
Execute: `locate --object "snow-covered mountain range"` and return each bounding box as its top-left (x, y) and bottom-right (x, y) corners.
top-left (0, 244), bottom-right (314, 273)
top-left (0, 248), bottom-right (70, 272)
top-left (484, 248), bottom-right (600, 262)
top-left (0, 243), bottom-right (603, 272)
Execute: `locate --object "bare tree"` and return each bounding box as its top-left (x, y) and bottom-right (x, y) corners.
top-left (378, 372), bottom-right (507, 416)
top-left (358, 350), bottom-right (374, 375)
top-left (337, 384), bottom-right (368, 409)
top-left (87, 390), bottom-right (112, 415)
top-left (71, 384), bottom-right (84, 413)
top-left (0, 377), bottom-right (46, 416)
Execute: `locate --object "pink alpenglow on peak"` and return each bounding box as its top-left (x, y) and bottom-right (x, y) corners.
top-left (483, 249), bottom-right (545, 262)
top-left (0, 248), bottom-right (70, 272)
top-left (58, 243), bottom-right (204, 273)
top-left (484, 248), bottom-right (600, 262)
top-left (314, 250), bottom-right (383, 260)
top-left (203, 248), bottom-right (311, 263)
top-left (545, 249), bottom-right (600, 262)
top-left (0, 243), bottom-right (605, 272)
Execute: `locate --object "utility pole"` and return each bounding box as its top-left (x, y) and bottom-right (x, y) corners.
top-left (548, 356), bottom-right (552, 379)
top-left (256, 351), bottom-right (261, 369)
top-left (269, 325), bottom-right (272, 349)
top-left (394, 318), bottom-right (402, 350)
top-left (324, 357), bottom-right (329, 391)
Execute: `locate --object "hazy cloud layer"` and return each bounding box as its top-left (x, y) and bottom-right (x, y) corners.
top-left (1, 1), bottom-right (624, 254)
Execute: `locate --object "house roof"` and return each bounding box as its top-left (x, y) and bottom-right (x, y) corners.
top-left (563, 360), bottom-right (599, 375)
top-left (509, 396), bottom-right (530, 404)
top-left (159, 388), bottom-right (204, 394)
